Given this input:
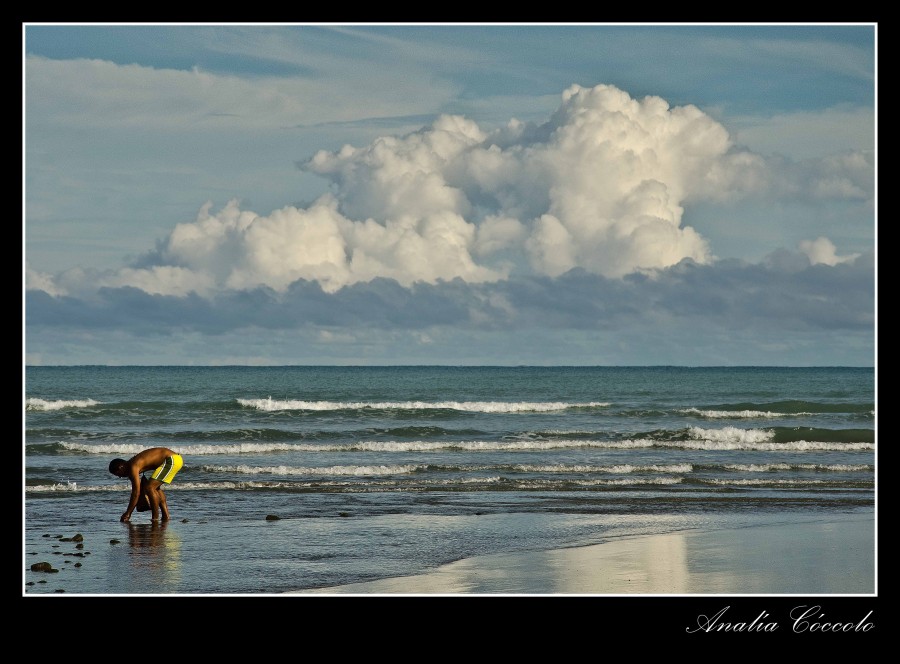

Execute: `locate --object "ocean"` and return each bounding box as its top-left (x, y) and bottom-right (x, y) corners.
top-left (23, 365), bottom-right (875, 595)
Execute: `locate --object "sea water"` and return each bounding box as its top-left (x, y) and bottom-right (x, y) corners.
top-left (23, 365), bottom-right (875, 594)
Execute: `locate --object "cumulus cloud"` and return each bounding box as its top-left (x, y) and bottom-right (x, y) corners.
top-left (25, 264), bottom-right (64, 297)
top-left (27, 83), bottom-right (874, 299)
top-left (799, 237), bottom-right (862, 266)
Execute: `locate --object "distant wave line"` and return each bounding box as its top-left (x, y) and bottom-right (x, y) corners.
top-left (237, 397), bottom-right (610, 413)
top-left (198, 462), bottom-right (696, 476)
top-left (721, 463), bottom-right (872, 472)
top-left (27, 477), bottom-right (692, 493)
top-left (688, 426), bottom-right (772, 443)
top-left (197, 461), bottom-right (871, 477)
top-left (700, 478), bottom-right (870, 486)
top-left (59, 436), bottom-right (875, 457)
top-left (681, 408), bottom-right (811, 418)
top-left (26, 473), bottom-right (873, 494)
top-left (201, 463), bottom-right (424, 476)
top-left (688, 400), bottom-right (873, 415)
top-left (55, 437), bottom-right (875, 455)
top-left (26, 398), bottom-right (101, 411)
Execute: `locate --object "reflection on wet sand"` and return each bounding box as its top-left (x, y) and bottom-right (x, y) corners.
top-left (545, 531), bottom-right (689, 594)
top-left (126, 521), bottom-right (182, 589)
top-left (295, 516), bottom-right (874, 594)
top-left (300, 531), bottom-right (690, 594)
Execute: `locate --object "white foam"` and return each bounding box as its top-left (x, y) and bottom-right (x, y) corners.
top-left (61, 442), bottom-right (298, 455)
top-left (429, 476), bottom-right (503, 485)
top-left (724, 463), bottom-right (792, 471)
top-left (200, 464), bottom-right (423, 476)
top-left (569, 477), bottom-right (684, 486)
top-left (671, 439), bottom-right (873, 451)
top-left (237, 397), bottom-right (609, 413)
top-left (703, 478), bottom-right (837, 486)
top-left (511, 463), bottom-right (693, 473)
top-left (681, 407), bottom-right (798, 418)
top-left (724, 463), bottom-right (872, 472)
top-left (26, 398), bottom-right (101, 411)
top-left (688, 426), bottom-right (774, 443)
top-left (26, 482), bottom-right (107, 492)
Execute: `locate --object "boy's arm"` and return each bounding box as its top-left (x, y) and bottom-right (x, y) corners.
top-left (121, 470), bottom-right (141, 522)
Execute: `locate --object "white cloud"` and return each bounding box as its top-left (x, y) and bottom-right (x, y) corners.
top-left (305, 83), bottom-right (748, 282)
top-left (526, 214), bottom-right (578, 277)
top-left (102, 266), bottom-right (216, 297)
top-left (799, 237), bottom-right (861, 266)
top-left (474, 215), bottom-right (527, 257)
top-left (25, 264), bottom-right (65, 297)
top-left (28, 82), bottom-right (874, 298)
top-left (306, 114), bottom-right (486, 222)
top-left (223, 201), bottom-right (351, 293)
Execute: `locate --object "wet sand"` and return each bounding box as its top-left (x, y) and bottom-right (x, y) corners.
top-left (293, 512), bottom-right (875, 595)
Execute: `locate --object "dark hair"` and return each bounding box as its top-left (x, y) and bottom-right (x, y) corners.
top-left (109, 458), bottom-right (127, 475)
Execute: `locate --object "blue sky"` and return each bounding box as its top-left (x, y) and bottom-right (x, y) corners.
top-left (23, 23), bottom-right (876, 366)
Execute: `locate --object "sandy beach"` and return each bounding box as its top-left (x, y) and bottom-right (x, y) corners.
top-left (293, 512), bottom-right (875, 595)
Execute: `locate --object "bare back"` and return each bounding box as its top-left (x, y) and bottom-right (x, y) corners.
top-left (128, 447), bottom-right (177, 476)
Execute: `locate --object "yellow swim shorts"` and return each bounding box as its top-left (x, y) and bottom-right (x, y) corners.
top-left (150, 454), bottom-right (184, 484)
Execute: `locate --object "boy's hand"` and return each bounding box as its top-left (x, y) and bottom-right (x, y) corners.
top-left (120, 512), bottom-right (131, 522)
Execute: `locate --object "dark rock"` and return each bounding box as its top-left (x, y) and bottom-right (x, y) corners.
top-left (42, 534), bottom-right (51, 538)
top-left (339, 512), bottom-right (350, 517)
top-left (74, 563), bottom-right (82, 568)
top-left (60, 537), bottom-right (72, 542)
top-left (181, 518), bottom-right (189, 523)
top-left (30, 562), bottom-right (53, 572)
top-left (25, 581), bottom-right (34, 586)
top-left (49, 568), bottom-right (59, 573)
top-left (73, 552), bottom-right (84, 557)
top-left (110, 539), bottom-right (121, 545)
top-left (37, 580), bottom-right (47, 584)
top-left (265, 514), bottom-right (281, 521)
top-left (72, 534), bottom-right (84, 542)
top-left (54, 589), bottom-right (65, 592)
top-left (52, 551), bottom-right (61, 555)
top-left (76, 543), bottom-right (84, 549)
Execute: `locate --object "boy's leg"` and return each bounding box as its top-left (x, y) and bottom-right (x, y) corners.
top-left (144, 478), bottom-right (163, 521)
top-left (148, 487), bottom-right (160, 521)
top-left (157, 487), bottom-right (170, 521)
top-left (136, 477), bottom-right (151, 511)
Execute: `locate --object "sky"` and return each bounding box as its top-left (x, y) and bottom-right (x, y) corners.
top-left (23, 23), bottom-right (876, 366)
